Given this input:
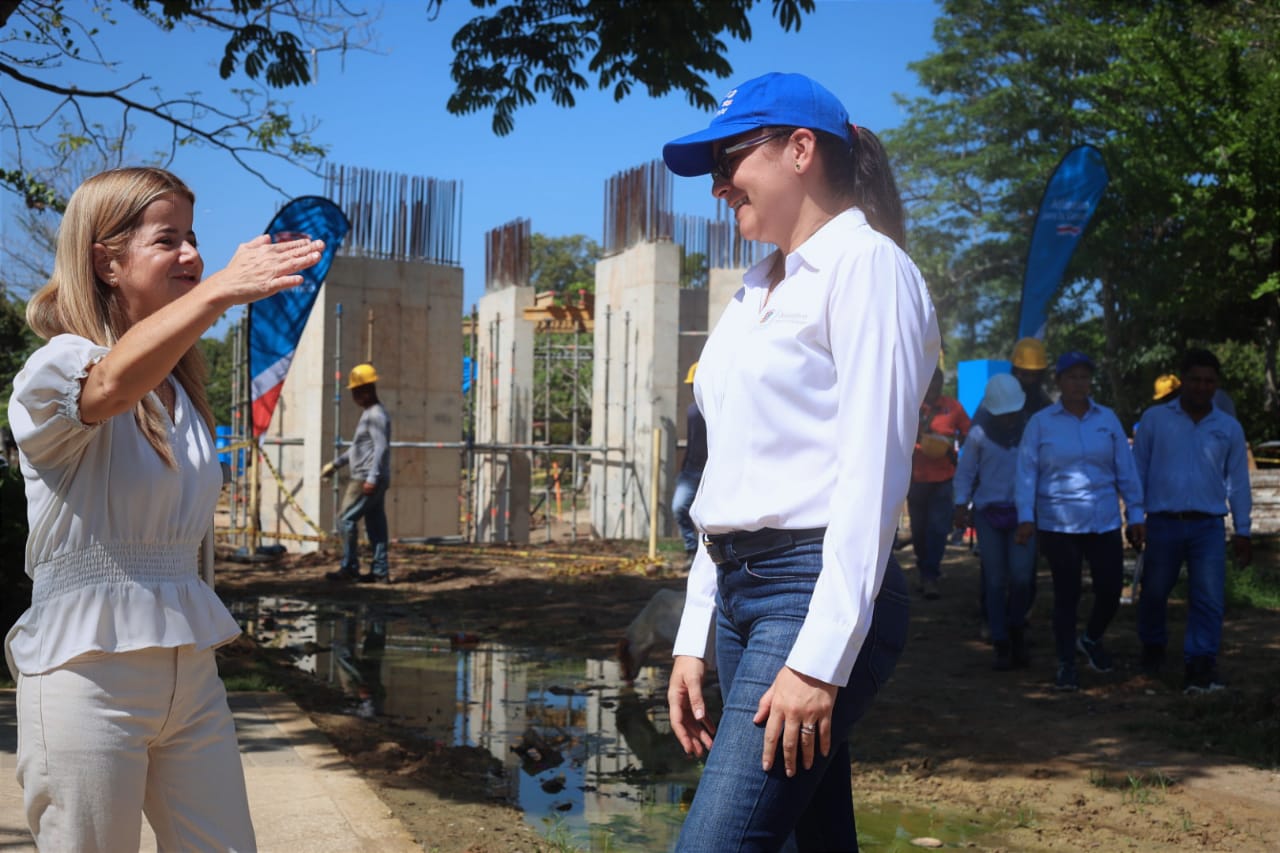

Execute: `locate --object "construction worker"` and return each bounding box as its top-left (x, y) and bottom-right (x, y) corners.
top-left (1133, 349), bottom-right (1251, 693)
top-left (968, 337), bottom-right (1053, 626)
top-left (671, 362), bottom-right (707, 569)
top-left (910, 367), bottom-right (971, 598)
top-left (1152, 373), bottom-right (1181, 404)
top-left (1010, 337), bottom-right (1053, 415)
top-left (323, 363), bottom-right (393, 583)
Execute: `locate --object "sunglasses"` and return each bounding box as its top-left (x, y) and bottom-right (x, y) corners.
top-left (710, 129), bottom-right (794, 182)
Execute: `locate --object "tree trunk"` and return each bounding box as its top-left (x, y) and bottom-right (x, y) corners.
top-left (1265, 297), bottom-right (1280, 434)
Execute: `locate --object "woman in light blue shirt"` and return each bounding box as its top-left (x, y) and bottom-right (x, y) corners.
top-left (1015, 352), bottom-right (1145, 692)
top-left (954, 373), bottom-right (1034, 671)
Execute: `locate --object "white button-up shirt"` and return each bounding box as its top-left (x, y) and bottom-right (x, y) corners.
top-left (672, 208), bottom-right (940, 686)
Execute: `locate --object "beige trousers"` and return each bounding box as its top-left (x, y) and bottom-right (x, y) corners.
top-left (16, 644), bottom-right (256, 852)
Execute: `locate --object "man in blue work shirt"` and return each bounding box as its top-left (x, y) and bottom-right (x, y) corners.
top-left (1132, 349), bottom-right (1251, 693)
top-left (323, 363), bottom-right (394, 584)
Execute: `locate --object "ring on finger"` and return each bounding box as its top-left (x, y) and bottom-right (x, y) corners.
top-left (799, 722), bottom-right (816, 736)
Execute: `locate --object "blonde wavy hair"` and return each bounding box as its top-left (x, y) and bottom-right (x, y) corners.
top-left (26, 167), bottom-right (215, 467)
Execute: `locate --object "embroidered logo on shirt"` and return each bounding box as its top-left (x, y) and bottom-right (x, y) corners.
top-left (759, 309), bottom-right (807, 327)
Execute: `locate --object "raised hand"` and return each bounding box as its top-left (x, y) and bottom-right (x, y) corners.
top-left (203, 235), bottom-right (325, 308)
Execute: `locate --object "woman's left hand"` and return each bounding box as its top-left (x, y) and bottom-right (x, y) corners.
top-left (753, 665), bottom-right (837, 777)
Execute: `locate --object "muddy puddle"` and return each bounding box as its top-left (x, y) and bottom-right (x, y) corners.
top-left (230, 597), bottom-right (997, 850)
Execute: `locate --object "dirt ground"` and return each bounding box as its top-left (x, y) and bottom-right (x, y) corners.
top-left (212, 537), bottom-right (1280, 852)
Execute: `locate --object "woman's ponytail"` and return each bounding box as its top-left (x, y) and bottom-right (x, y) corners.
top-left (817, 126), bottom-right (907, 250)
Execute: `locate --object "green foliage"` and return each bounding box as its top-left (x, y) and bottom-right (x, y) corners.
top-left (680, 250), bottom-right (709, 290)
top-left (0, 169), bottom-right (63, 212)
top-left (0, 293), bottom-right (40, 427)
top-left (6, 0), bottom-right (823, 205)
top-left (1, 0), bottom-right (363, 205)
top-left (0, 463), bottom-right (31, 681)
top-left (441, 0), bottom-right (816, 135)
top-left (891, 0), bottom-right (1280, 436)
top-left (0, 290), bottom-right (34, 678)
top-left (529, 233), bottom-right (600, 300)
top-left (1225, 558), bottom-right (1280, 611)
top-left (200, 327), bottom-right (238, 427)
top-left (526, 234), bottom-right (596, 450)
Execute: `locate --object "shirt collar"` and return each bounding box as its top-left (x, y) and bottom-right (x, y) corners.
top-left (742, 207), bottom-right (869, 289)
top-left (1049, 397), bottom-right (1102, 418)
top-left (1170, 397), bottom-right (1218, 420)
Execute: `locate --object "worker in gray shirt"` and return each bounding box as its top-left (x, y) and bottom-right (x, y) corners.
top-left (323, 363), bottom-right (392, 583)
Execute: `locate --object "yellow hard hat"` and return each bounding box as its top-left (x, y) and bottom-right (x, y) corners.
top-left (348, 363), bottom-right (379, 389)
top-left (1011, 337), bottom-right (1049, 370)
top-left (684, 362), bottom-right (698, 384)
top-left (1153, 373), bottom-right (1181, 400)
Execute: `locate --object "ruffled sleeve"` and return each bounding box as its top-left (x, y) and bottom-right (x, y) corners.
top-left (9, 334), bottom-right (110, 469)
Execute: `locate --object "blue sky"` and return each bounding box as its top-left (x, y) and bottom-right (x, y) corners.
top-left (1, 0), bottom-right (940, 329)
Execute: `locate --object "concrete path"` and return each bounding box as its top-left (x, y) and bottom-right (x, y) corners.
top-left (0, 690), bottom-right (420, 852)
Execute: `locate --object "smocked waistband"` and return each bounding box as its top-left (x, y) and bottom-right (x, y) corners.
top-left (32, 542), bottom-right (199, 605)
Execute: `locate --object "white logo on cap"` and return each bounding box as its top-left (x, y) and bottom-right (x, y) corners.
top-left (715, 88), bottom-right (738, 117)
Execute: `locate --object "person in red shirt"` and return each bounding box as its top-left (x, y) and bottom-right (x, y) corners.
top-left (909, 367), bottom-right (971, 598)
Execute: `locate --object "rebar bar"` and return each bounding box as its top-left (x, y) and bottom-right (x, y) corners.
top-left (324, 163), bottom-right (462, 264)
top-left (603, 160), bottom-right (674, 254)
top-left (485, 218), bottom-right (531, 292)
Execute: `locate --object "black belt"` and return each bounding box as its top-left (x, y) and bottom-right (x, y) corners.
top-left (1149, 511), bottom-right (1223, 521)
top-left (703, 527), bottom-right (827, 566)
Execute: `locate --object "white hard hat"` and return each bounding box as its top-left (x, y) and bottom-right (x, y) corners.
top-left (983, 373), bottom-right (1026, 416)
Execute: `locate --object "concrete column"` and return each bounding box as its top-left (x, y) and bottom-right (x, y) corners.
top-left (591, 241), bottom-right (681, 540)
top-left (259, 254), bottom-right (463, 552)
top-left (472, 285), bottom-right (535, 543)
top-left (708, 267), bottom-right (747, 329)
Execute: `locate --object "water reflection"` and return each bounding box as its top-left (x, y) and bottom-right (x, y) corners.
top-left (229, 597), bottom-right (690, 850)
top-left (229, 597), bottom-right (997, 851)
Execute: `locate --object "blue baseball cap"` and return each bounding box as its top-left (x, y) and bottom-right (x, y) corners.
top-left (1055, 351), bottom-right (1096, 375)
top-left (662, 72), bottom-right (854, 177)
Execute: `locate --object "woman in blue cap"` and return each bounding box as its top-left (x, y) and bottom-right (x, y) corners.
top-left (1014, 351), bottom-right (1146, 691)
top-left (663, 72), bottom-right (940, 850)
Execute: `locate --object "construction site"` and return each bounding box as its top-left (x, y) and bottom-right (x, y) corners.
top-left (218, 159), bottom-right (769, 556)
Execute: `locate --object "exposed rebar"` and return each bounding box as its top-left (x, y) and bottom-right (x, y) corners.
top-left (485, 218), bottom-right (531, 292)
top-left (324, 163), bottom-right (463, 264)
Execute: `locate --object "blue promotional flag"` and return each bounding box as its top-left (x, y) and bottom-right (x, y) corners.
top-left (462, 356), bottom-right (476, 395)
top-left (1017, 145), bottom-right (1109, 339)
top-left (249, 196), bottom-right (350, 436)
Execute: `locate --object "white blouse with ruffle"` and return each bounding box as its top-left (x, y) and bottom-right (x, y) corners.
top-left (5, 334), bottom-right (240, 676)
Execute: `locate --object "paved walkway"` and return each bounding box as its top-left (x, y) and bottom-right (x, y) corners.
top-left (0, 690), bottom-right (420, 852)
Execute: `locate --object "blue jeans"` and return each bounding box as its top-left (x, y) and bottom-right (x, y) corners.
top-left (676, 544), bottom-right (910, 852)
top-left (974, 511), bottom-right (1036, 643)
top-left (672, 470), bottom-right (703, 553)
top-left (1038, 529), bottom-right (1123, 665)
top-left (340, 480), bottom-right (389, 577)
top-left (1138, 515), bottom-right (1226, 662)
top-left (907, 479), bottom-right (953, 582)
